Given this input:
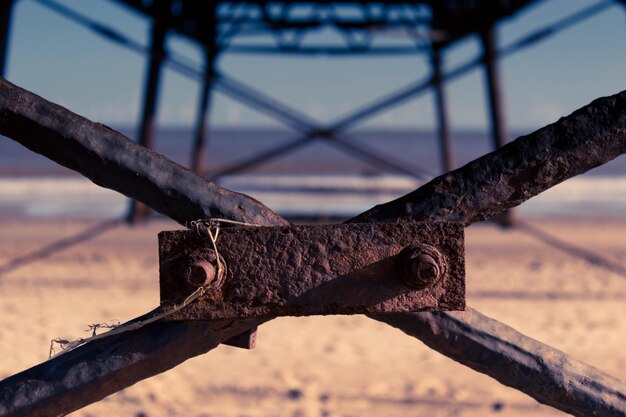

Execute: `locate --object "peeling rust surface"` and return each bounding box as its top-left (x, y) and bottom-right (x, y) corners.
top-left (376, 308), bottom-right (626, 417)
top-left (350, 91), bottom-right (626, 225)
top-left (159, 222), bottom-right (465, 319)
top-left (0, 78), bottom-right (287, 227)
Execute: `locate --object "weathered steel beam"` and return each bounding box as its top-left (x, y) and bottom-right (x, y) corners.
top-left (376, 308), bottom-right (626, 417)
top-left (159, 222), bottom-right (465, 319)
top-left (480, 23), bottom-right (516, 227)
top-left (0, 310), bottom-right (268, 417)
top-left (352, 91), bottom-right (626, 417)
top-left (350, 90), bottom-right (626, 226)
top-left (1, 81), bottom-right (626, 417)
top-left (0, 78), bottom-right (288, 228)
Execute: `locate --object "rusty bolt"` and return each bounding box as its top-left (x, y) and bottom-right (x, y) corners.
top-left (399, 243), bottom-right (446, 290)
top-left (185, 250), bottom-right (225, 288)
top-left (185, 260), bottom-right (217, 288)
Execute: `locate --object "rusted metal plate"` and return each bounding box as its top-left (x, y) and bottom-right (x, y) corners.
top-left (159, 222), bottom-right (464, 320)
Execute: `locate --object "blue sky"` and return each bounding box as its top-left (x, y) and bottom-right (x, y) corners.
top-left (5, 0), bottom-right (626, 132)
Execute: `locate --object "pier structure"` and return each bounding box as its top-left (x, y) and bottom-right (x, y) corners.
top-left (0, 0), bottom-right (616, 223)
top-left (1, 4), bottom-right (626, 416)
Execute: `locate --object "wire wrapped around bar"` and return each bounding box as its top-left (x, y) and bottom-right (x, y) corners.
top-left (48, 218), bottom-right (260, 359)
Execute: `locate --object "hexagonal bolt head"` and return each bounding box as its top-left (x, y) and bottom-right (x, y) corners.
top-left (185, 250), bottom-right (225, 288)
top-left (399, 243), bottom-right (447, 290)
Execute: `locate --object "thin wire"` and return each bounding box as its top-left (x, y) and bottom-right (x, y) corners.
top-left (48, 218), bottom-right (259, 359)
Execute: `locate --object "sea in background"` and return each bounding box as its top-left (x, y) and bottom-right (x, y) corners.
top-left (1, 127), bottom-right (626, 220)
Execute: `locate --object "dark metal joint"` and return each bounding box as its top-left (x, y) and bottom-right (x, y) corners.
top-left (184, 249), bottom-right (225, 289)
top-left (399, 243), bottom-right (447, 290)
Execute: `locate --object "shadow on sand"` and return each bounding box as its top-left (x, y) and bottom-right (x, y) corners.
top-left (517, 220), bottom-right (626, 279)
top-left (0, 218), bottom-right (125, 277)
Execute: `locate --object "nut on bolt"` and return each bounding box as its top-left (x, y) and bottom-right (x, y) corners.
top-left (185, 250), bottom-right (225, 288)
top-left (185, 260), bottom-right (216, 288)
top-left (399, 243), bottom-right (446, 290)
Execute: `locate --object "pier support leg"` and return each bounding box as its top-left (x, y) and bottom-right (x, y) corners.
top-left (481, 24), bottom-right (516, 227)
top-left (0, 0), bottom-right (15, 78)
top-left (127, 19), bottom-right (167, 223)
top-left (190, 52), bottom-right (215, 175)
top-left (432, 45), bottom-right (454, 173)
top-left (190, 4), bottom-right (217, 175)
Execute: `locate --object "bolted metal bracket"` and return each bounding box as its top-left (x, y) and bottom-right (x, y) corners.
top-left (159, 221), bottom-right (465, 320)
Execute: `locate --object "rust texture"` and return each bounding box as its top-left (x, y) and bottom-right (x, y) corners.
top-left (0, 309), bottom-right (266, 417)
top-left (398, 243), bottom-right (447, 289)
top-left (351, 91), bottom-right (626, 225)
top-left (377, 308), bottom-right (626, 417)
top-left (0, 78), bottom-right (288, 228)
top-left (159, 222), bottom-right (465, 319)
top-left (0, 80), bottom-right (625, 417)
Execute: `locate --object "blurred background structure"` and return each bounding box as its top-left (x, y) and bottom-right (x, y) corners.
top-left (1, 0), bottom-right (626, 222)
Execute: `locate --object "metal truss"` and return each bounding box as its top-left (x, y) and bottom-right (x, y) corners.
top-left (0, 78), bottom-right (625, 416)
top-left (30, 0), bottom-right (617, 186)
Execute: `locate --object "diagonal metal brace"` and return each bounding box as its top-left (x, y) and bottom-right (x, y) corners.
top-left (2, 78), bottom-right (625, 417)
top-left (159, 222), bottom-right (465, 320)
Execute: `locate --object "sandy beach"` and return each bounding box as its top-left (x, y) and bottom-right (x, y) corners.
top-left (0, 216), bottom-right (624, 417)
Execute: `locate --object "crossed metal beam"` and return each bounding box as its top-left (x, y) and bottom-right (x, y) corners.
top-left (0, 4), bottom-right (624, 416)
top-left (0, 78), bottom-right (625, 416)
top-left (32, 0), bottom-right (432, 180)
top-left (203, 0), bottom-right (615, 179)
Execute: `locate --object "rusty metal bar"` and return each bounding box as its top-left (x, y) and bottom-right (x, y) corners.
top-left (431, 46), bottom-right (454, 172)
top-left (481, 24), bottom-right (516, 226)
top-left (1, 81), bottom-right (626, 416)
top-left (375, 308), bottom-right (626, 417)
top-left (0, 311), bottom-right (269, 417)
top-left (212, 74), bottom-right (431, 178)
top-left (0, 78), bottom-right (288, 228)
top-left (0, 0), bottom-right (14, 78)
top-left (159, 222), bottom-right (465, 319)
top-left (350, 90), bottom-right (626, 226)
top-left (127, 12), bottom-right (168, 223)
